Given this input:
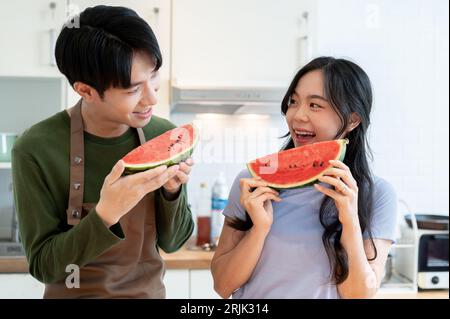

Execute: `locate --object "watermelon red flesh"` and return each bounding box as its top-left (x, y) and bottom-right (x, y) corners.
top-left (122, 123), bottom-right (198, 171)
top-left (247, 139), bottom-right (348, 189)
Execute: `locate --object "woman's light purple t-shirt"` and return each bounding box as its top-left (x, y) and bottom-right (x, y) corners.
top-left (222, 169), bottom-right (398, 299)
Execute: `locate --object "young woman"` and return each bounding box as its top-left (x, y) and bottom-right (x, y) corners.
top-left (211, 57), bottom-right (397, 299)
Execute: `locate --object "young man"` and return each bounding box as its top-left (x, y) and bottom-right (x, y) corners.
top-left (11, 5), bottom-right (194, 298)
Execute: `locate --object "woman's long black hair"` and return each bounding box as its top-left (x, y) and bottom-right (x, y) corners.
top-left (227, 57), bottom-right (377, 284)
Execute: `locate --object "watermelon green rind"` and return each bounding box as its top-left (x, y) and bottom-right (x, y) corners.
top-left (123, 124), bottom-right (199, 174)
top-left (247, 139), bottom-right (349, 190)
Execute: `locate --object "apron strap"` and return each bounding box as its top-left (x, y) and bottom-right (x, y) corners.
top-left (66, 99), bottom-right (85, 225)
top-left (136, 127), bottom-right (146, 145)
top-left (66, 100), bottom-right (147, 225)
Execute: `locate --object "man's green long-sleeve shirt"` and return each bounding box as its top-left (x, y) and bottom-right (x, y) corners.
top-left (11, 110), bottom-right (194, 284)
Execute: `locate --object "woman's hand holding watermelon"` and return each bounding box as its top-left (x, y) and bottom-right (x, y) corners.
top-left (162, 157), bottom-right (194, 199)
top-left (95, 160), bottom-right (180, 227)
top-left (314, 160), bottom-right (359, 226)
top-left (239, 178), bottom-right (282, 234)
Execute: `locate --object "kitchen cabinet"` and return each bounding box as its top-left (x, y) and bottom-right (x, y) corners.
top-left (165, 269), bottom-right (221, 299)
top-left (0, 274), bottom-right (45, 299)
top-left (0, 269), bottom-right (218, 299)
top-left (165, 269), bottom-right (190, 299)
top-left (0, 271), bottom-right (446, 299)
top-left (66, 0), bottom-right (172, 118)
top-left (171, 0), bottom-right (314, 87)
top-left (0, 0), bottom-right (66, 77)
top-left (190, 269), bottom-right (221, 299)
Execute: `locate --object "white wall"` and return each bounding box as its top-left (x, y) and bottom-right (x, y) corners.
top-left (0, 77), bottom-right (64, 133)
top-left (311, 0), bottom-right (449, 214)
top-left (171, 112), bottom-right (287, 233)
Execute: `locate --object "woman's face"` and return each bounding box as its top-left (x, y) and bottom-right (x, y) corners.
top-left (285, 70), bottom-right (351, 148)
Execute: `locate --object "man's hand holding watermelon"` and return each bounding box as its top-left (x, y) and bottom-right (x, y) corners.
top-left (162, 157), bottom-right (194, 200)
top-left (96, 160), bottom-right (181, 228)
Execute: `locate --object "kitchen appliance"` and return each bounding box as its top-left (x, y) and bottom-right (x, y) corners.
top-left (405, 214), bottom-right (449, 231)
top-left (395, 213), bottom-right (449, 290)
top-left (170, 85), bottom-right (286, 115)
top-left (0, 178), bottom-right (24, 257)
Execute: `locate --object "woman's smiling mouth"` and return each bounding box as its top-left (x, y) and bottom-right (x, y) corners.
top-left (293, 128), bottom-right (316, 144)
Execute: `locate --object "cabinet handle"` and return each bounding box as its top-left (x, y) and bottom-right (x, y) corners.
top-left (49, 28), bottom-right (56, 66)
top-left (297, 11), bottom-right (310, 67)
top-left (153, 7), bottom-right (160, 35)
top-left (49, 2), bottom-right (57, 66)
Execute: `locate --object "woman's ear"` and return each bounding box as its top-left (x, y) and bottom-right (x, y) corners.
top-left (348, 113), bottom-right (361, 132)
top-left (73, 82), bottom-right (99, 103)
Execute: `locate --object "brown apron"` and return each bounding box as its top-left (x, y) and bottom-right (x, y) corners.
top-left (44, 100), bottom-right (165, 298)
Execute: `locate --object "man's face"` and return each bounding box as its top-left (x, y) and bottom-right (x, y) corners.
top-left (92, 51), bottom-right (161, 128)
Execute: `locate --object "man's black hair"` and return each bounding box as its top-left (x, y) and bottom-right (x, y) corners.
top-left (55, 5), bottom-right (162, 97)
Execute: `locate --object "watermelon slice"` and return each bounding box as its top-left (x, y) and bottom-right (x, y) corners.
top-left (247, 139), bottom-right (349, 189)
top-left (122, 123), bottom-right (199, 174)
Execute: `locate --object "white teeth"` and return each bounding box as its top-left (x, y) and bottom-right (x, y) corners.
top-left (295, 131), bottom-right (315, 136)
top-left (136, 109), bottom-right (151, 114)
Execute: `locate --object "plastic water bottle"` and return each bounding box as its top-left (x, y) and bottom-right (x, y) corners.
top-left (196, 183), bottom-right (211, 247)
top-left (210, 172), bottom-right (228, 246)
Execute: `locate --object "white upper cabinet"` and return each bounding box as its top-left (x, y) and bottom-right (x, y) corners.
top-left (0, 0), bottom-right (67, 77)
top-left (171, 0), bottom-right (314, 87)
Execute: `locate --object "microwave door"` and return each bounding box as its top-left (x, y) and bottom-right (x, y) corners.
top-left (419, 234), bottom-right (449, 272)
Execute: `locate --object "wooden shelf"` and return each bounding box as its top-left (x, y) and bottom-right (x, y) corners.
top-left (391, 243), bottom-right (415, 248)
top-left (0, 162), bottom-right (12, 169)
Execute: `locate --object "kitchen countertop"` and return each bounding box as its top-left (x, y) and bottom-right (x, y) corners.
top-left (161, 240), bottom-right (214, 269)
top-left (0, 238), bottom-right (213, 273)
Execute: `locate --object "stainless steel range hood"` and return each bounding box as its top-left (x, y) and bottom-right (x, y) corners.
top-left (170, 85), bottom-right (286, 115)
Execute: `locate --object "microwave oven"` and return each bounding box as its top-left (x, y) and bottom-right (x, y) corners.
top-left (395, 221), bottom-right (449, 290)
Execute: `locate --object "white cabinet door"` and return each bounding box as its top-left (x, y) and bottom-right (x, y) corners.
top-left (164, 269), bottom-right (190, 299)
top-left (189, 269), bottom-right (221, 299)
top-left (172, 0), bottom-right (313, 87)
top-left (0, 274), bottom-right (45, 299)
top-left (0, 0), bottom-right (66, 77)
top-left (66, 0), bottom-right (172, 118)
